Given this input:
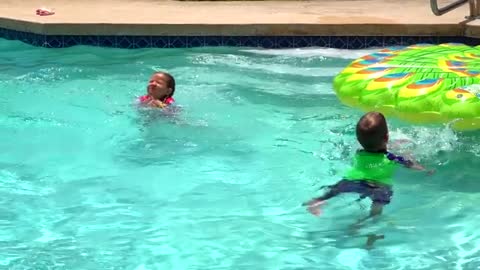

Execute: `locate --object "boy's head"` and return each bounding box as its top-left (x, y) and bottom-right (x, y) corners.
top-left (147, 71), bottom-right (176, 100)
top-left (356, 112), bottom-right (389, 151)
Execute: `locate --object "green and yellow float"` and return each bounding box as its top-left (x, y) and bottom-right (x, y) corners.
top-left (333, 43), bottom-right (480, 130)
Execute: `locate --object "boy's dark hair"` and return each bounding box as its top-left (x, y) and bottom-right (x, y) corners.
top-left (155, 71), bottom-right (176, 98)
top-left (356, 112), bottom-right (388, 151)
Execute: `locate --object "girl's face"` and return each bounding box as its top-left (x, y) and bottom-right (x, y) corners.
top-left (147, 73), bottom-right (172, 100)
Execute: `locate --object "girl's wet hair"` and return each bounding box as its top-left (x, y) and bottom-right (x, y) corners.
top-left (155, 71), bottom-right (176, 97)
top-left (356, 112), bottom-right (388, 151)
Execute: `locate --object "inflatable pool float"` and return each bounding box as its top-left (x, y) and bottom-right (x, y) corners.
top-left (333, 43), bottom-right (480, 130)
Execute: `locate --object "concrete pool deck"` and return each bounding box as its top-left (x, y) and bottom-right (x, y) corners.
top-left (0, 0), bottom-right (478, 37)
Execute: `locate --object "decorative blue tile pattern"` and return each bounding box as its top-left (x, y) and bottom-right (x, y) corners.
top-left (168, 36), bottom-right (185, 48)
top-left (348, 36), bottom-right (365, 49)
top-left (222, 36), bottom-right (241, 47)
top-left (64, 36), bottom-right (81, 47)
top-left (151, 36), bottom-right (169, 48)
top-left (330, 36), bottom-right (348, 49)
top-left (310, 36), bottom-right (330, 48)
top-left (204, 36), bottom-right (223, 47)
top-left (293, 36), bottom-right (313, 48)
top-left (0, 27), bottom-right (479, 49)
top-left (98, 36), bottom-right (116, 47)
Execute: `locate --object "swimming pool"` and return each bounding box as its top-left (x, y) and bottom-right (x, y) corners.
top-left (1, 39), bottom-right (479, 269)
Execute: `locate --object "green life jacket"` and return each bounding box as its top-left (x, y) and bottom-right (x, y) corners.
top-left (343, 150), bottom-right (400, 185)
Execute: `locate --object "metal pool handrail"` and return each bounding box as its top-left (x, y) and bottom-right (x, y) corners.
top-left (430, 0), bottom-right (480, 19)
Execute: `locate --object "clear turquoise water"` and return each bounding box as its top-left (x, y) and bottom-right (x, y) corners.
top-left (1, 39), bottom-right (480, 269)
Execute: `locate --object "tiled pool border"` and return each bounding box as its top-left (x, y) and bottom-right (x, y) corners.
top-left (1, 28), bottom-right (480, 48)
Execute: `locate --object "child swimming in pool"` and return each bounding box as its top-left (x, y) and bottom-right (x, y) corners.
top-left (303, 112), bottom-right (433, 222)
top-left (139, 71), bottom-right (176, 108)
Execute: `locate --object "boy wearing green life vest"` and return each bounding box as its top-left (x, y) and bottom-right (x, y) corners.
top-left (303, 111), bottom-right (432, 219)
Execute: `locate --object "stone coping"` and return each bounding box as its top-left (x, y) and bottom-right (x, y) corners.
top-left (0, 0), bottom-right (478, 37)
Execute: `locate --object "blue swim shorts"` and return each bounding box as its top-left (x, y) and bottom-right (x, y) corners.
top-left (327, 179), bottom-right (393, 205)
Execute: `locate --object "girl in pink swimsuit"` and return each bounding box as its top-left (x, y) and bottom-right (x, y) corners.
top-left (139, 71), bottom-right (176, 108)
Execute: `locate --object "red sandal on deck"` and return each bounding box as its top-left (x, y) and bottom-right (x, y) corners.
top-left (36, 8), bottom-right (55, 16)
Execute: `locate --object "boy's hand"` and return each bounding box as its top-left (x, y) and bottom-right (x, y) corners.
top-left (409, 163), bottom-right (435, 175)
top-left (302, 199), bottom-right (325, 216)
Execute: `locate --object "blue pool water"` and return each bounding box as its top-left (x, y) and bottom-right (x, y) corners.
top-left (1, 39), bottom-right (480, 269)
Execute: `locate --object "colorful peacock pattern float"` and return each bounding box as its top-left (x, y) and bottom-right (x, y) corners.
top-left (333, 43), bottom-right (480, 130)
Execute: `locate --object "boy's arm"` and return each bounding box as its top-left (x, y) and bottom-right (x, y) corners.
top-left (407, 161), bottom-right (427, 171)
top-left (386, 152), bottom-right (434, 174)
